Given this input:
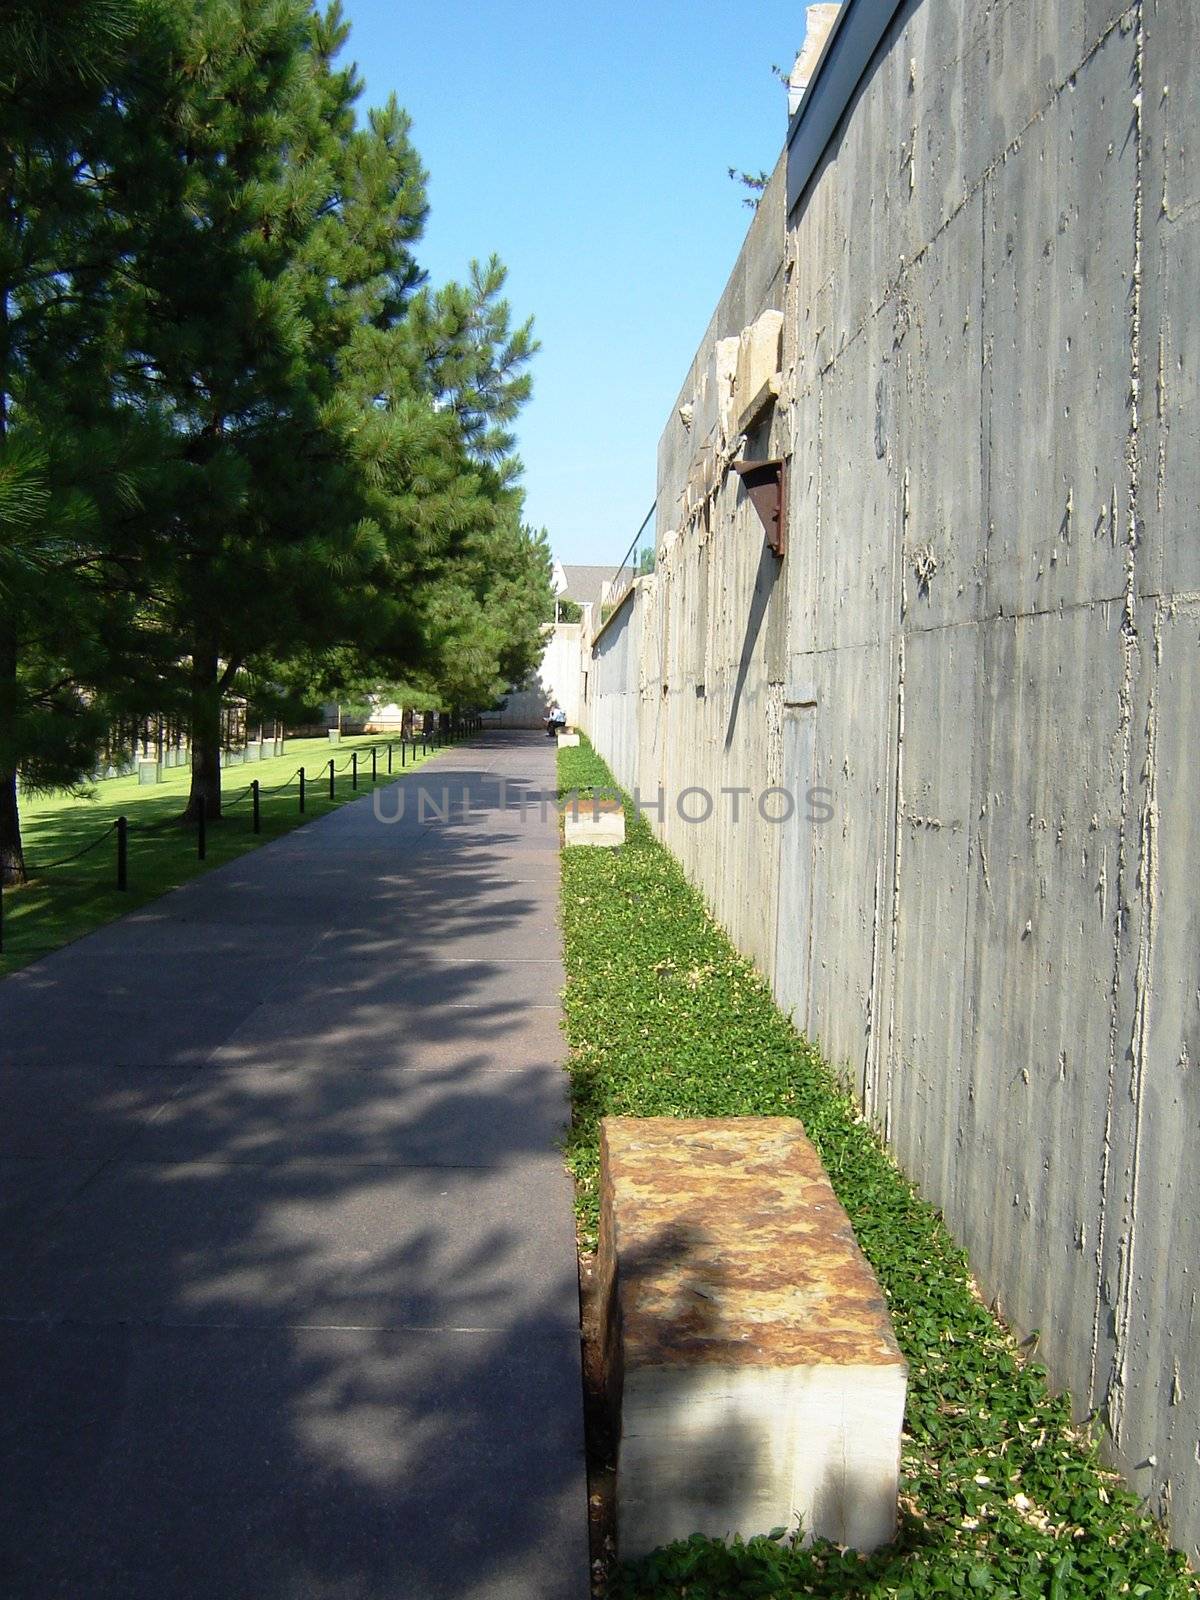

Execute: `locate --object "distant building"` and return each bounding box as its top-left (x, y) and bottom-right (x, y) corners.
top-left (481, 557), bottom-right (630, 730)
top-left (552, 561), bottom-right (635, 631)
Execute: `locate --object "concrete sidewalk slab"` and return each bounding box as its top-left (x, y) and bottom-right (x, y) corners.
top-left (275, 954), bottom-right (565, 1011)
top-left (0, 1063), bottom-right (194, 1157)
top-left (0, 732), bottom-right (587, 1599)
top-left (0, 1321), bottom-right (583, 1600)
top-left (210, 990), bottom-right (569, 1075)
top-left (0, 1157), bottom-right (107, 1236)
top-left (0, 1154), bottom-right (581, 1332)
top-left (122, 1061), bottom-right (569, 1166)
top-left (1, 1006), bottom-right (244, 1069)
top-left (317, 921), bottom-right (565, 962)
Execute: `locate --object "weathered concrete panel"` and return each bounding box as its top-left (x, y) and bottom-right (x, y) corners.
top-left (773, 706), bottom-right (818, 1031)
top-left (886, 623), bottom-right (976, 1219)
top-left (1142, 0), bottom-right (1200, 598)
top-left (953, 606), bottom-right (1126, 1402)
top-left (895, 190), bottom-right (986, 631)
top-left (982, 25), bottom-right (1137, 619)
top-left (588, 592), bottom-right (643, 795)
top-left (805, 639), bottom-right (898, 1103)
top-left (813, 333), bottom-right (900, 654)
top-left (1111, 600), bottom-right (1200, 1536)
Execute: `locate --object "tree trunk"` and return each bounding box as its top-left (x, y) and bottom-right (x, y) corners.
top-left (0, 202), bottom-right (21, 885)
top-left (0, 769), bottom-right (24, 886)
top-left (182, 646), bottom-right (222, 824)
top-left (0, 622), bottom-right (25, 885)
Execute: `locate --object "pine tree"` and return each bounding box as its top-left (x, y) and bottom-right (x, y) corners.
top-left (278, 27), bottom-right (548, 725)
top-left (113, 0), bottom-right (357, 824)
top-left (1, 0), bottom-right (552, 875)
top-left (0, 0), bottom-right (152, 882)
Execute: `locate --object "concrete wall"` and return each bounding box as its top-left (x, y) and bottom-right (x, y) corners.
top-left (586, 586), bottom-right (645, 794)
top-left (582, 0), bottom-right (1200, 1559)
top-left (487, 623), bottom-right (583, 728)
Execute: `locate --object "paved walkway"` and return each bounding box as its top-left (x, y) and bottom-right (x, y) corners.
top-left (0, 732), bottom-right (587, 1600)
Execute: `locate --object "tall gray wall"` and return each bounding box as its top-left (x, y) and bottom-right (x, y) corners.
top-left (582, 0), bottom-right (1200, 1559)
top-left (585, 587), bottom-right (645, 794)
top-left (487, 623), bottom-right (583, 728)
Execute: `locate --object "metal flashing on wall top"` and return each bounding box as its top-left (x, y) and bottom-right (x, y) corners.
top-left (786, 0), bottom-right (908, 217)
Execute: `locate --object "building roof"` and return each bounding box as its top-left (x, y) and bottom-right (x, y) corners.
top-left (559, 563), bottom-right (635, 614)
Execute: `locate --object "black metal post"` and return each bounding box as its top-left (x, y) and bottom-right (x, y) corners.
top-left (372, 747), bottom-right (377, 783)
top-left (116, 816), bottom-right (128, 890)
top-left (352, 751), bottom-right (358, 790)
top-left (387, 743), bottom-right (393, 775)
top-left (1, 872), bottom-right (4, 953)
top-left (299, 766), bottom-right (306, 812)
top-left (198, 804), bottom-right (207, 862)
top-left (252, 779), bottom-right (260, 834)
top-left (401, 739), bottom-right (407, 768)
top-left (328, 758), bottom-right (335, 799)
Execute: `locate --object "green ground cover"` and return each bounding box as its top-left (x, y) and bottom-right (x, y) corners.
top-left (557, 737), bottom-right (1197, 1600)
top-left (0, 731), bottom-right (448, 977)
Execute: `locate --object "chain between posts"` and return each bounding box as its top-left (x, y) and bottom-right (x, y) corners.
top-left (0, 728), bottom-right (481, 953)
top-left (25, 820), bottom-right (118, 871)
top-left (1, 820), bottom-right (120, 954)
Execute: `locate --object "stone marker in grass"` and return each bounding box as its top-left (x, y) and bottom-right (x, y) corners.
top-left (563, 795), bottom-right (625, 848)
top-left (597, 1116), bottom-right (907, 1558)
top-left (557, 731), bottom-right (580, 747)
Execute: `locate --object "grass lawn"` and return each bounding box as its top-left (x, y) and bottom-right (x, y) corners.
top-left (0, 731), bottom-right (451, 977)
top-left (557, 736), bottom-right (1198, 1600)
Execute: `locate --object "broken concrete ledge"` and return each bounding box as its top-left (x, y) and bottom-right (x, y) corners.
top-left (597, 1116), bottom-right (907, 1558)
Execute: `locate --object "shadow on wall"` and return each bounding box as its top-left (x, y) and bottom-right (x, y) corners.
top-left (0, 742), bottom-right (585, 1600)
top-left (724, 538), bottom-right (782, 752)
top-left (485, 670), bottom-right (554, 730)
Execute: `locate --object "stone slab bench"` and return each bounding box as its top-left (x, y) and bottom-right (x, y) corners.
top-left (556, 731), bottom-right (580, 747)
top-left (597, 1116), bottom-right (906, 1557)
top-left (563, 798), bottom-right (625, 848)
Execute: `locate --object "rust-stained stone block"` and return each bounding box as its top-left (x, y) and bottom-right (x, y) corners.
top-left (598, 1116), bottom-right (907, 1557)
top-left (734, 309), bottom-right (784, 436)
top-left (563, 799), bottom-right (625, 849)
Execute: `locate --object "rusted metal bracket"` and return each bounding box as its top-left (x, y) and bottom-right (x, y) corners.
top-left (732, 458), bottom-right (786, 557)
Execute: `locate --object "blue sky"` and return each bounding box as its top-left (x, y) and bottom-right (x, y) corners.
top-left (343, 0), bottom-right (805, 568)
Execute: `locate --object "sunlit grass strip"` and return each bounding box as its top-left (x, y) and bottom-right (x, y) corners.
top-left (558, 735), bottom-right (1197, 1600)
top-left (0, 732), bottom-right (444, 977)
